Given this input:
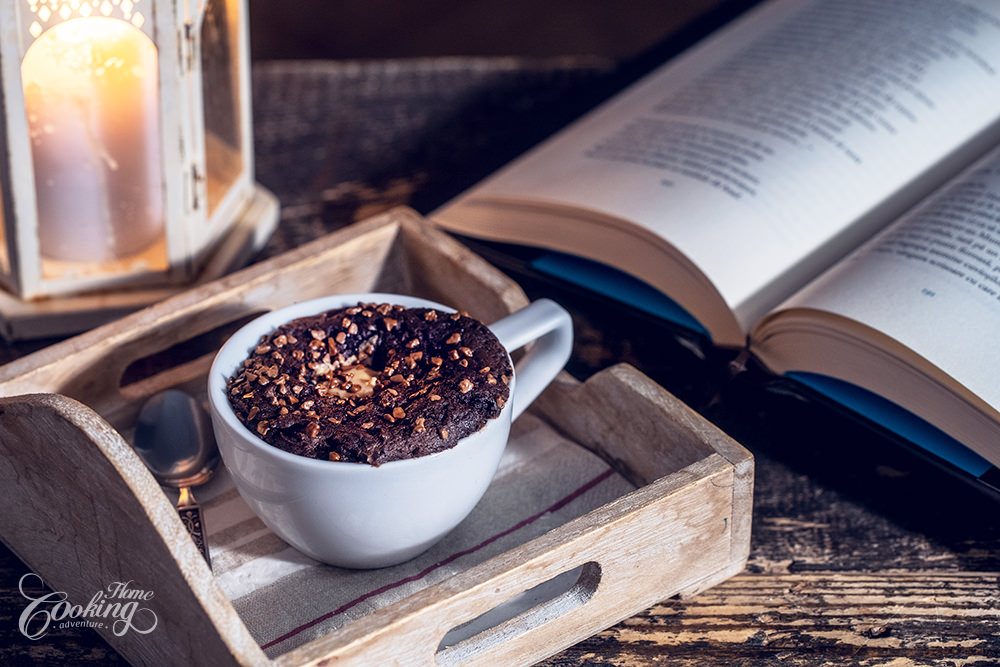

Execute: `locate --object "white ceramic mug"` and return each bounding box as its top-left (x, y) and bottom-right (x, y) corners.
top-left (207, 293), bottom-right (572, 569)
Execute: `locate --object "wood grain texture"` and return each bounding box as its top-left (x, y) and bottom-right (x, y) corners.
top-left (0, 394), bottom-right (264, 667)
top-left (543, 570), bottom-right (1000, 666)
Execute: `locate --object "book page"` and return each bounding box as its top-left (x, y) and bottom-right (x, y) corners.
top-left (444, 0), bottom-right (1000, 331)
top-left (765, 145), bottom-right (1000, 412)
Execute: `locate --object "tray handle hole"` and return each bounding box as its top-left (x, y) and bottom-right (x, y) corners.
top-left (435, 561), bottom-right (601, 666)
top-left (119, 311), bottom-right (267, 391)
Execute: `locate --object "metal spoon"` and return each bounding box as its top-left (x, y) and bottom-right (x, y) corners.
top-left (133, 389), bottom-right (219, 568)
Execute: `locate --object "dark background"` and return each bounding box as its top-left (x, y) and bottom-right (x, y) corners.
top-left (248, 0), bottom-right (725, 61)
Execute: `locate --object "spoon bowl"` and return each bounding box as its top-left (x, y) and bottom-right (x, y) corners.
top-left (133, 389), bottom-right (219, 567)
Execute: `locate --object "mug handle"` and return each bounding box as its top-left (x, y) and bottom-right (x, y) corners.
top-left (489, 299), bottom-right (573, 421)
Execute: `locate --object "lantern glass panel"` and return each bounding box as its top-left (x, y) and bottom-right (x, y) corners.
top-left (200, 0), bottom-right (244, 217)
top-left (17, 1), bottom-right (168, 280)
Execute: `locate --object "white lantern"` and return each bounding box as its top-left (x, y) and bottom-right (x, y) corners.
top-left (0, 0), bottom-right (277, 338)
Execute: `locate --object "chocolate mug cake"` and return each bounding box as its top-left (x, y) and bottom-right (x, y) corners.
top-left (225, 302), bottom-right (513, 465)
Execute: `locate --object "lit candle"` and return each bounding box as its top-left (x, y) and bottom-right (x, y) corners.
top-left (21, 16), bottom-right (163, 263)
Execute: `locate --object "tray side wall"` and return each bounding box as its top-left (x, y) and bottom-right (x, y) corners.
top-left (279, 455), bottom-right (740, 667)
top-left (0, 394), bottom-right (266, 666)
top-left (278, 364), bottom-right (754, 667)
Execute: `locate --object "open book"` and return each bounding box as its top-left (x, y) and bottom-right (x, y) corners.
top-left (433, 0), bottom-right (1000, 479)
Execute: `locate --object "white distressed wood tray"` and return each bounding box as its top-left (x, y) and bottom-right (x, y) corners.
top-left (0, 208), bottom-right (752, 666)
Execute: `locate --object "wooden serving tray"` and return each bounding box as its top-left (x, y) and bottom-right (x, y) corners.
top-left (0, 208), bottom-right (752, 666)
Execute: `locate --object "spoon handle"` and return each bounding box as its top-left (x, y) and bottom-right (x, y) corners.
top-left (177, 486), bottom-right (212, 569)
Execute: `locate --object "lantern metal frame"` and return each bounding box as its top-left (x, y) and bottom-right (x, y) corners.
top-left (0, 0), bottom-right (278, 339)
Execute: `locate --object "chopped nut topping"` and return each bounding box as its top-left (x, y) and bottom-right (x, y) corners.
top-left (496, 396), bottom-right (506, 408)
top-left (230, 301), bottom-right (513, 465)
top-left (312, 362), bottom-right (334, 376)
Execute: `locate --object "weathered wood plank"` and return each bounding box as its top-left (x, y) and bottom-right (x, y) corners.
top-left (541, 571), bottom-right (1000, 666)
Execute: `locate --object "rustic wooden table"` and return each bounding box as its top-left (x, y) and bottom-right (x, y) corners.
top-left (1, 57), bottom-right (998, 666)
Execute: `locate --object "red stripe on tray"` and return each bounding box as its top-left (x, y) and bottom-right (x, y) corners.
top-left (261, 466), bottom-right (616, 650)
